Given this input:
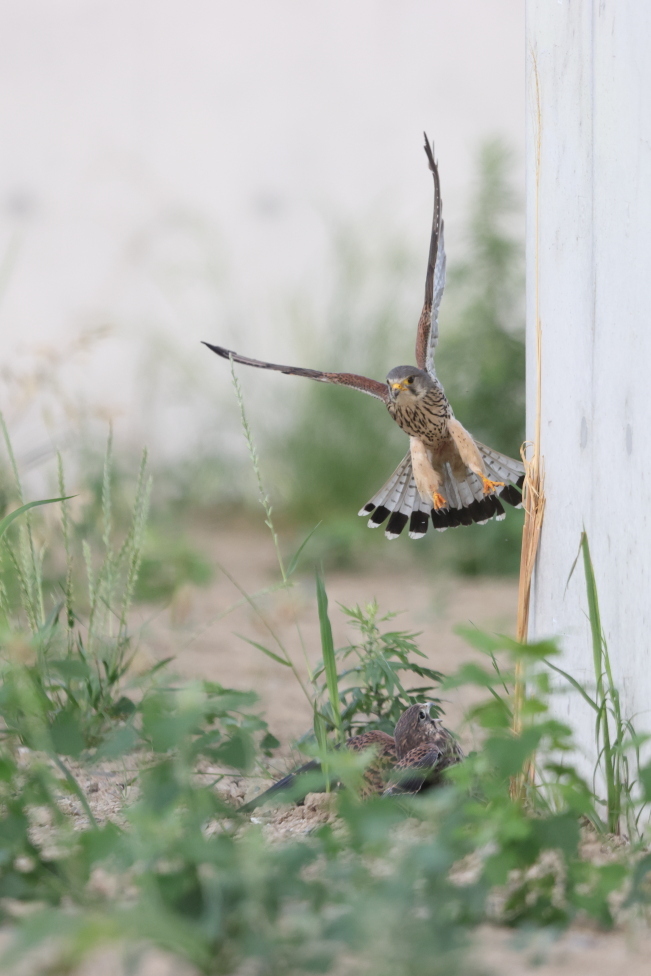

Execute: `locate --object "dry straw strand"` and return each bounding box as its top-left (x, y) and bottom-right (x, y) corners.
top-left (511, 49), bottom-right (546, 796)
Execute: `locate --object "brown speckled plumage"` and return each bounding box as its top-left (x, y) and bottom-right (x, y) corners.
top-left (240, 704), bottom-right (461, 812)
top-left (384, 704), bottom-right (464, 796)
top-left (388, 384), bottom-right (450, 445)
top-left (241, 729), bottom-right (397, 812)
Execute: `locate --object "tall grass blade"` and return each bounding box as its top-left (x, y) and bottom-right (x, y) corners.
top-left (316, 571), bottom-right (343, 742)
top-left (287, 522), bottom-right (321, 578)
top-left (543, 658), bottom-right (599, 713)
top-left (0, 497), bottom-right (75, 541)
top-left (216, 560), bottom-right (312, 704)
top-left (229, 356), bottom-right (287, 582)
top-left (101, 430), bottom-right (115, 634)
top-left (57, 456), bottom-right (75, 645)
top-left (236, 635), bottom-right (292, 667)
top-left (580, 531), bottom-right (619, 833)
top-left (0, 412), bottom-right (45, 625)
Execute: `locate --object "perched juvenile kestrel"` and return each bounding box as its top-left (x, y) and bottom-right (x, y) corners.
top-left (240, 728), bottom-right (397, 812)
top-left (383, 702), bottom-right (463, 796)
top-left (204, 134), bottom-right (524, 540)
top-left (240, 703), bottom-right (460, 811)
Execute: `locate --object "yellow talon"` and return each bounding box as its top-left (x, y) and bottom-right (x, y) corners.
top-left (432, 492), bottom-right (447, 510)
top-left (481, 476), bottom-right (504, 495)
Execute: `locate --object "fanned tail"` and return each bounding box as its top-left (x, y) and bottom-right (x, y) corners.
top-left (359, 446), bottom-right (524, 540)
top-left (475, 441), bottom-right (525, 509)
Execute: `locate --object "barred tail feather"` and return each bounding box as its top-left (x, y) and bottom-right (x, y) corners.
top-left (359, 447), bottom-right (514, 541)
top-left (475, 441), bottom-right (525, 509)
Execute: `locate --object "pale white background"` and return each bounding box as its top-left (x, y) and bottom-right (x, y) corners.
top-left (0, 0), bottom-right (524, 463)
top-left (526, 3), bottom-right (651, 769)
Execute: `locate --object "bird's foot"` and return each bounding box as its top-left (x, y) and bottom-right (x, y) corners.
top-left (481, 476), bottom-right (504, 495)
top-left (432, 492), bottom-right (448, 510)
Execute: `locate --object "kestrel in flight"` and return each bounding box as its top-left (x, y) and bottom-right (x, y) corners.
top-left (204, 134), bottom-right (524, 540)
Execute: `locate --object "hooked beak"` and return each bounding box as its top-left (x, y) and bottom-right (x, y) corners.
top-left (390, 380), bottom-right (408, 395)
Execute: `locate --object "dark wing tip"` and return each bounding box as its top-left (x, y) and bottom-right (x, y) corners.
top-left (422, 132), bottom-right (436, 173)
top-left (202, 341), bottom-right (231, 359)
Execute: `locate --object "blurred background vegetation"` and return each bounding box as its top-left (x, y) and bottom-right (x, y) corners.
top-left (0, 138), bottom-right (524, 610)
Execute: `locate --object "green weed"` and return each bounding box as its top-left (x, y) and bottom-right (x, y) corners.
top-left (312, 599), bottom-right (444, 738)
top-left (544, 532), bottom-right (648, 837)
top-left (2, 602), bottom-right (646, 975)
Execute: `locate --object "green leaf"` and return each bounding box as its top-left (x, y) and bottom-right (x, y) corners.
top-left (260, 731), bottom-right (280, 753)
top-left (530, 813), bottom-right (580, 856)
top-left (201, 684), bottom-right (259, 709)
top-left (442, 662), bottom-right (512, 691)
top-left (0, 757), bottom-right (16, 782)
top-left (313, 703), bottom-right (328, 753)
top-left (140, 760), bottom-right (181, 813)
top-left (543, 658), bottom-right (599, 712)
top-left (49, 659), bottom-right (92, 682)
top-left (79, 822), bottom-right (123, 865)
top-left (49, 709), bottom-right (85, 758)
top-left (137, 656), bottom-right (174, 679)
top-left (0, 496), bottom-right (75, 541)
top-left (235, 634), bottom-right (290, 667)
top-left (211, 730), bottom-right (255, 772)
top-left (455, 626), bottom-right (505, 655)
top-left (316, 572), bottom-right (342, 738)
top-left (457, 626), bottom-right (560, 662)
top-left (484, 727), bottom-right (544, 779)
top-left (107, 696), bottom-right (136, 719)
top-left (93, 724), bottom-right (138, 762)
top-left (287, 522), bottom-right (322, 576)
top-left (638, 762), bottom-right (651, 801)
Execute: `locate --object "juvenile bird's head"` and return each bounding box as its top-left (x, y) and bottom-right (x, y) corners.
top-left (386, 366), bottom-right (434, 403)
top-left (394, 702), bottom-right (442, 757)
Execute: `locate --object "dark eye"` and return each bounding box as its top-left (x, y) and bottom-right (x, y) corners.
top-left (418, 709), bottom-right (427, 720)
top-left (407, 376), bottom-right (414, 384)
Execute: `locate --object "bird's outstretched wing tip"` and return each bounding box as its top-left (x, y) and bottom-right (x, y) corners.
top-left (422, 132), bottom-right (436, 170)
top-left (202, 341), bottom-right (230, 358)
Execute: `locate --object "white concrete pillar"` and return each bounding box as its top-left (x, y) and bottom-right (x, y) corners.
top-left (526, 3), bottom-right (651, 758)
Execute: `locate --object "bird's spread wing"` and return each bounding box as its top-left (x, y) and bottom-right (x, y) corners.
top-left (203, 342), bottom-right (389, 403)
top-left (414, 133), bottom-right (446, 379)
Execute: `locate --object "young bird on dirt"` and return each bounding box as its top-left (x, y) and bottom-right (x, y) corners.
top-left (383, 702), bottom-right (464, 796)
top-left (240, 729), bottom-right (397, 813)
top-left (204, 133), bottom-right (524, 540)
top-left (240, 703), bottom-right (461, 812)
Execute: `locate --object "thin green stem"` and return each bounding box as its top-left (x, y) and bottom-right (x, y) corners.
top-left (57, 453), bottom-right (75, 652)
top-left (216, 561), bottom-right (312, 706)
top-left (228, 357), bottom-right (287, 583)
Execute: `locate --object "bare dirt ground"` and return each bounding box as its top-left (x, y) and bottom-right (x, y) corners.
top-left (138, 525), bottom-right (651, 976)
top-left (137, 525), bottom-right (517, 754)
top-left (8, 526), bottom-right (651, 975)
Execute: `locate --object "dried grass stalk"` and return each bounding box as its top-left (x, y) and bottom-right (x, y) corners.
top-left (510, 51), bottom-right (546, 799)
